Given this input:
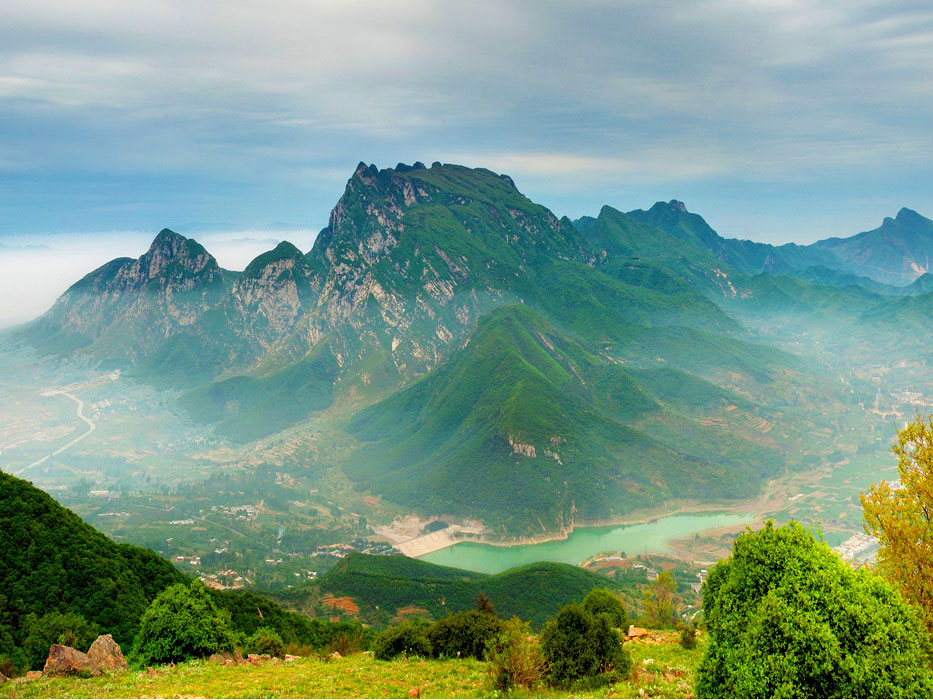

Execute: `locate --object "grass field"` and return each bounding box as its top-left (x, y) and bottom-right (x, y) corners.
top-left (0, 631), bottom-right (702, 699)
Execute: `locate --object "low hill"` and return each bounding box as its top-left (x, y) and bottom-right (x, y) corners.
top-left (0, 471), bottom-right (372, 672)
top-left (0, 470), bottom-right (188, 658)
top-left (283, 552), bottom-right (621, 629)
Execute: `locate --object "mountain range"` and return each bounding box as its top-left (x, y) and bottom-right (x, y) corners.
top-left (12, 161), bottom-right (933, 535)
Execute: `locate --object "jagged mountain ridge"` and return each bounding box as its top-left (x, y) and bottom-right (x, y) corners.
top-left (623, 200), bottom-right (933, 286)
top-left (14, 161), bottom-right (933, 534)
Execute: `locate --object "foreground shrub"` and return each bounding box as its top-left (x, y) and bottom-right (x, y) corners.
top-left (371, 620), bottom-right (431, 660)
top-left (485, 617), bottom-right (544, 692)
top-left (697, 521), bottom-right (933, 698)
top-left (428, 610), bottom-right (503, 659)
top-left (582, 588), bottom-right (628, 630)
top-left (540, 602), bottom-right (631, 688)
top-left (245, 626), bottom-right (285, 658)
top-left (132, 581), bottom-right (232, 665)
top-left (22, 611), bottom-right (99, 670)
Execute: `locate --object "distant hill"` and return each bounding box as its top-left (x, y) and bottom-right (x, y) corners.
top-left (625, 200), bottom-right (933, 287)
top-left (283, 552), bottom-right (621, 629)
top-left (813, 208), bottom-right (933, 286)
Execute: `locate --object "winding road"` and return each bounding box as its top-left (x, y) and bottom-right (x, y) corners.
top-left (13, 391), bottom-right (96, 476)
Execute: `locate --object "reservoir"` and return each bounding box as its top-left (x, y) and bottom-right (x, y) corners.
top-left (418, 511), bottom-right (750, 574)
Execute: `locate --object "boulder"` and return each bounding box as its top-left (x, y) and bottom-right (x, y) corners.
top-left (627, 625), bottom-right (649, 639)
top-left (87, 634), bottom-right (128, 672)
top-left (43, 644), bottom-right (101, 677)
top-left (209, 651), bottom-right (238, 665)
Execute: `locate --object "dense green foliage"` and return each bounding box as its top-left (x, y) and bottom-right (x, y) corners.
top-left (371, 620), bottom-right (432, 660)
top-left (22, 612), bottom-right (99, 671)
top-left (539, 602), bottom-right (631, 688)
top-left (427, 610), bottom-right (503, 659)
top-left (582, 589), bottom-right (628, 630)
top-left (299, 553), bottom-right (623, 629)
top-left (0, 472), bottom-right (187, 670)
top-left (244, 627), bottom-right (286, 658)
top-left (132, 581), bottom-right (232, 665)
top-left (697, 521), bottom-right (933, 698)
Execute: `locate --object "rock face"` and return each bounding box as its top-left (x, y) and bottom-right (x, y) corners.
top-left (43, 644), bottom-right (101, 677)
top-left (87, 634), bottom-right (128, 672)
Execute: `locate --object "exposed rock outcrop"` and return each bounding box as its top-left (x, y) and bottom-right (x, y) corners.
top-left (43, 644), bottom-right (101, 677)
top-left (87, 634), bottom-right (128, 672)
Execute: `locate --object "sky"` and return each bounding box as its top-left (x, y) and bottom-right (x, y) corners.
top-left (1, 0), bottom-right (932, 325)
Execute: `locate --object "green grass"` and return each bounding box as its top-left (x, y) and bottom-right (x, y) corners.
top-left (0, 632), bottom-right (706, 699)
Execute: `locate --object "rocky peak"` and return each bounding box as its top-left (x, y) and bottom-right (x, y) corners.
top-left (670, 199), bottom-right (687, 213)
top-left (138, 229), bottom-right (218, 282)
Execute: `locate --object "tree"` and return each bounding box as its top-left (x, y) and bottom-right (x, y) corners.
top-left (696, 521), bottom-right (932, 698)
top-left (371, 620), bottom-right (432, 660)
top-left (132, 581), bottom-right (232, 665)
top-left (539, 602), bottom-right (630, 688)
top-left (427, 610), bottom-right (503, 659)
top-left (582, 588), bottom-right (628, 630)
top-left (22, 611), bottom-right (99, 670)
top-left (642, 571), bottom-right (680, 628)
top-left (862, 414), bottom-right (933, 631)
top-left (244, 627), bottom-right (285, 658)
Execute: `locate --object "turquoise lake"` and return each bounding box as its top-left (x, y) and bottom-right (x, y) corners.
top-left (418, 511), bottom-right (751, 574)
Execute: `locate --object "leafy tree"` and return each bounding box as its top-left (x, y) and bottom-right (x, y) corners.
top-left (132, 581), bottom-right (232, 665)
top-left (697, 521), bottom-right (933, 698)
top-left (679, 623), bottom-right (697, 650)
top-left (22, 611), bottom-right (99, 670)
top-left (244, 627), bottom-right (285, 658)
top-left (371, 620), bottom-right (432, 660)
top-left (427, 610), bottom-right (503, 659)
top-left (539, 602), bottom-right (630, 688)
top-left (642, 571), bottom-right (680, 628)
top-left (862, 414), bottom-right (933, 631)
top-left (582, 588), bottom-right (628, 629)
top-left (485, 617), bottom-right (544, 692)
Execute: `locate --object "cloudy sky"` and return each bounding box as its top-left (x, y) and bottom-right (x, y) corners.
top-left (1, 0), bottom-right (932, 324)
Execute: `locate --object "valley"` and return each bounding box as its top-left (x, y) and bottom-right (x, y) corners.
top-left (1, 163), bottom-right (931, 597)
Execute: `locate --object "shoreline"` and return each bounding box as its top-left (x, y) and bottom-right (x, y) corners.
top-left (398, 499), bottom-right (758, 558)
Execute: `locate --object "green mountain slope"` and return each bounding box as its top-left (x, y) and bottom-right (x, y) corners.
top-left (0, 471), bottom-right (188, 657)
top-left (345, 305), bottom-right (758, 535)
top-left (286, 552), bottom-right (619, 629)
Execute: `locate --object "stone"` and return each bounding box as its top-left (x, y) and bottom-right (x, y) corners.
top-left (86, 634), bottom-right (128, 672)
top-left (208, 651), bottom-right (238, 665)
top-left (284, 654), bottom-right (301, 662)
top-left (627, 625), bottom-right (649, 638)
top-left (43, 644), bottom-right (101, 677)
top-left (407, 687), bottom-right (421, 698)
top-left (0, 670), bottom-right (7, 683)
top-left (328, 651), bottom-right (342, 660)
top-left (26, 671), bottom-right (42, 680)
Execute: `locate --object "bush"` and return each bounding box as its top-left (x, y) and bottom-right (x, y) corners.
top-left (428, 610), bottom-right (503, 659)
top-left (582, 588), bottom-right (628, 629)
top-left (485, 617), bottom-right (544, 692)
top-left (324, 628), bottom-right (367, 657)
top-left (245, 627), bottom-right (285, 658)
top-left (697, 521), bottom-right (933, 698)
top-left (132, 581), bottom-right (232, 665)
top-left (22, 611), bottom-right (99, 670)
top-left (371, 621), bottom-right (432, 660)
top-left (679, 624), bottom-right (697, 650)
top-left (540, 602), bottom-right (631, 688)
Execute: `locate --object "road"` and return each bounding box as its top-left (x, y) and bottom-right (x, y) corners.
top-left (13, 391), bottom-right (96, 475)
